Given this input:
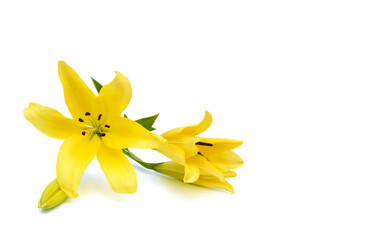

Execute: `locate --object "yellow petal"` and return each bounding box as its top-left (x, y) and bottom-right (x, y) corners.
top-left (160, 111), bottom-right (212, 138)
top-left (102, 116), bottom-right (166, 149)
top-left (24, 102), bottom-right (79, 139)
top-left (184, 153), bottom-right (227, 183)
top-left (97, 144), bottom-right (137, 194)
top-left (223, 171), bottom-right (237, 178)
top-left (209, 151), bottom-right (244, 171)
top-left (191, 154), bottom-right (225, 182)
top-left (181, 111), bottom-right (212, 136)
top-left (162, 135), bottom-right (199, 158)
top-left (57, 134), bottom-right (101, 198)
top-left (197, 137), bottom-right (243, 155)
top-left (97, 71), bottom-right (132, 120)
top-left (160, 126), bottom-right (185, 139)
top-left (176, 142), bottom-right (199, 158)
top-left (194, 178), bottom-right (235, 194)
top-left (58, 61), bottom-right (97, 121)
top-left (161, 135), bottom-right (199, 158)
top-left (184, 155), bottom-right (200, 183)
top-left (154, 143), bottom-right (185, 165)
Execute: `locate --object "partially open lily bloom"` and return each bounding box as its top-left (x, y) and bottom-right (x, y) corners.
top-left (155, 111), bottom-right (243, 184)
top-left (24, 61), bottom-right (166, 198)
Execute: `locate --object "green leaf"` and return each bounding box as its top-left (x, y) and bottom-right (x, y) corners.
top-left (123, 114), bottom-right (128, 118)
top-left (91, 77), bottom-right (103, 93)
top-left (135, 114), bottom-right (159, 131)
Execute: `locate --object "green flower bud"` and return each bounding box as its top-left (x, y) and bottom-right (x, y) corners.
top-left (153, 161), bottom-right (185, 180)
top-left (38, 179), bottom-right (67, 209)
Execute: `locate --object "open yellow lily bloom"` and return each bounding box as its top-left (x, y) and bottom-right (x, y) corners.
top-left (24, 61), bottom-right (166, 198)
top-left (155, 111), bottom-right (243, 184)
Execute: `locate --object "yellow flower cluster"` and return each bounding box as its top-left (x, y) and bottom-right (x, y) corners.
top-left (24, 61), bottom-right (243, 209)
top-left (154, 111), bottom-right (243, 194)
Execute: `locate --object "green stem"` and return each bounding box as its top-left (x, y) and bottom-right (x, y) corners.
top-left (122, 149), bottom-right (162, 170)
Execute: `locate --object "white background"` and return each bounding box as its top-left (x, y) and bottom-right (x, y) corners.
top-left (1, 0), bottom-right (375, 239)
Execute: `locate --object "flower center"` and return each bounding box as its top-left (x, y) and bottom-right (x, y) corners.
top-left (79, 112), bottom-right (110, 137)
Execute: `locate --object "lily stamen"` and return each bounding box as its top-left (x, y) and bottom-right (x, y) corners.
top-left (84, 112), bottom-right (98, 127)
top-left (98, 114), bottom-right (102, 121)
top-left (195, 141), bottom-right (213, 147)
top-left (78, 118), bottom-right (84, 122)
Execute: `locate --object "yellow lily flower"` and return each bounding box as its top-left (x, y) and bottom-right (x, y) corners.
top-left (153, 161), bottom-right (238, 193)
top-left (155, 111), bottom-right (243, 184)
top-left (24, 61), bottom-right (166, 198)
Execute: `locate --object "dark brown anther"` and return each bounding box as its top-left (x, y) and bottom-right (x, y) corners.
top-left (98, 114), bottom-right (102, 120)
top-left (198, 152), bottom-right (210, 161)
top-left (99, 133), bottom-right (106, 137)
top-left (195, 141), bottom-right (213, 147)
top-left (82, 131), bottom-right (86, 136)
top-left (78, 118), bottom-right (84, 122)
top-left (85, 112), bottom-right (91, 116)
top-left (105, 125), bottom-right (110, 128)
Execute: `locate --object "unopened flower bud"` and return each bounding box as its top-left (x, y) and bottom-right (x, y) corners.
top-left (154, 161), bottom-right (236, 193)
top-left (153, 161), bottom-right (185, 180)
top-left (38, 179), bottom-right (67, 209)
